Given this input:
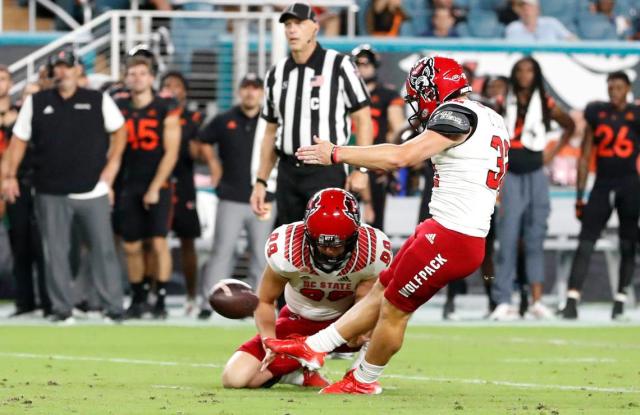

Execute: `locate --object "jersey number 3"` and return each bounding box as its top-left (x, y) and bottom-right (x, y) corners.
top-left (486, 135), bottom-right (509, 190)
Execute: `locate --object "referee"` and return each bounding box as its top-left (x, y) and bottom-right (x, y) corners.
top-left (250, 2), bottom-right (373, 224)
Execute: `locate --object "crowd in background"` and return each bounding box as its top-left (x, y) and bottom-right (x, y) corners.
top-left (24, 0), bottom-right (640, 41)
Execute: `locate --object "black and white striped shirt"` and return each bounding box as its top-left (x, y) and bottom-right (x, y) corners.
top-left (261, 44), bottom-right (370, 156)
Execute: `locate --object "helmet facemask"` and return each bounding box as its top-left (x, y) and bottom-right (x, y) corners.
top-left (306, 230), bottom-right (358, 273)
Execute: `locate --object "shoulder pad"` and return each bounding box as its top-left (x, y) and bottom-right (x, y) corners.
top-left (265, 222), bottom-right (306, 275)
top-left (427, 104), bottom-right (477, 137)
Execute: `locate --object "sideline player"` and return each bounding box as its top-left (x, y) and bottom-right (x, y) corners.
top-left (160, 71), bottom-right (203, 315)
top-left (221, 188), bottom-right (391, 389)
top-left (266, 56), bottom-right (510, 394)
top-left (115, 56), bottom-right (181, 319)
top-left (561, 71), bottom-right (640, 320)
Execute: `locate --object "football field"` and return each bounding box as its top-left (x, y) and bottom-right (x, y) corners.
top-left (1, 318), bottom-right (639, 414)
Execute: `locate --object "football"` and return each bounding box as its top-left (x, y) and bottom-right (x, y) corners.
top-left (208, 279), bottom-right (259, 319)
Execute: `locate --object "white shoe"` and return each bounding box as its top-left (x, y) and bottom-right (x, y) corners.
top-left (528, 302), bottom-right (555, 320)
top-left (444, 311), bottom-right (461, 321)
top-left (183, 298), bottom-right (196, 317)
top-left (488, 303), bottom-right (519, 321)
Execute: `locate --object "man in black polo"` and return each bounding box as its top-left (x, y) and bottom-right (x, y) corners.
top-left (1, 50), bottom-right (127, 323)
top-left (250, 2), bottom-right (373, 225)
top-left (198, 73), bottom-right (277, 319)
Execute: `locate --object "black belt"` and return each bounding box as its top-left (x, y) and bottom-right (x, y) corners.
top-left (279, 154), bottom-right (304, 167)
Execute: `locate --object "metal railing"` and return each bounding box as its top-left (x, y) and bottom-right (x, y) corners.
top-left (8, 9), bottom-right (285, 112)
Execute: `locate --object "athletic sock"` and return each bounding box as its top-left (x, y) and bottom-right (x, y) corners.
top-left (305, 324), bottom-right (347, 353)
top-left (130, 282), bottom-right (145, 303)
top-left (351, 341), bottom-right (369, 371)
top-left (280, 369), bottom-right (304, 386)
top-left (567, 290), bottom-right (581, 301)
top-left (156, 282), bottom-right (167, 308)
top-left (614, 293), bottom-right (627, 303)
top-left (142, 276), bottom-right (153, 301)
top-left (353, 358), bottom-right (386, 384)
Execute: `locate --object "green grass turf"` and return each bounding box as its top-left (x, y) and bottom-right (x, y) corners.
top-left (0, 325), bottom-right (639, 414)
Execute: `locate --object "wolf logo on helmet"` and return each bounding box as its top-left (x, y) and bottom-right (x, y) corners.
top-left (409, 57), bottom-right (437, 101)
top-left (405, 56), bottom-right (471, 132)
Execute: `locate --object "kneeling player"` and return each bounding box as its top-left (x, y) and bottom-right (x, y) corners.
top-left (221, 188), bottom-right (391, 389)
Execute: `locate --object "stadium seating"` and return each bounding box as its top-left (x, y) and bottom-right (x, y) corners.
top-left (467, 0), bottom-right (507, 12)
top-left (540, 0), bottom-right (581, 30)
top-left (456, 10), bottom-right (505, 38)
top-left (577, 13), bottom-right (618, 39)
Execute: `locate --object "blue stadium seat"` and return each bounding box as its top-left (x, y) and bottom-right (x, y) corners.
top-left (540, 0), bottom-right (580, 28)
top-left (577, 13), bottom-right (618, 39)
top-left (453, 0), bottom-right (470, 8)
top-left (399, 0), bottom-right (431, 36)
top-left (357, 0), bottom-right (370, 35)
top-left (457, 10), bottom-right (504, 37)
top-left (613, 0), bottom-right (632, 15)
top-left (467, 0), bottom-right (507, 11)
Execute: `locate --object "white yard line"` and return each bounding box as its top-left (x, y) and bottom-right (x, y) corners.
top-left (0, 352), bottom-right (221, 369)
top-left (501, 357), bottom-right (617, 363)
top-left (1, 351), bottom-right (637, 395)
top-left (381, 373), bottom-right (639, 394)
top-left (411, 333), bottom-right (640, 350)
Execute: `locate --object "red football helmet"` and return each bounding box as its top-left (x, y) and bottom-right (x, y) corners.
top-left (304, 188), bottom-right (361, 273)
top-left (404, 56), bottom-right (471, 131)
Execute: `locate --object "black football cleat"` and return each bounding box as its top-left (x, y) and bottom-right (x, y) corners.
top-left (442, 299), bottom-right (456, 320)
top-left (561, 298), bottom-right (578, 320)
top-left (197, 309), bottom-right (212, 320)
top-left (124, 301), bottom-right (146, 319)
top-left (151, 302), bottom-right (168, 320)
top-left (611, 300), bottom-right (625, 320)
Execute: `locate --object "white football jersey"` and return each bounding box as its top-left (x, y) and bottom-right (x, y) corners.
top-left (429, 98), bottom-right (510, 237)
top-left (265, 222), bottom-right (392, 321)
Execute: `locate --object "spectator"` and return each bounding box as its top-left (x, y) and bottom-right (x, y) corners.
top-left (114, 56), bottom-right (181, 320)
top-left (430, 0), bottom-right (467, 23)
top-left (313, 6), bottom-right (341, 36)
top-left (0, 66), bottom-right (51, 318)
top-left (250, 3), bottom-right (372, 226)
top-left (481, 75), bottom-right (509, 113)
top-left (490, 56), bottom-right (575, 320)
top-left (198, 74), bottom-right (276, 319)
top-left (497, 0), bottom-right (520, 26)
top-left (592, 0), bottom-right (631, 39)
top-left (1, 50), bottom-right (128, 323)
top-left (160, 71), bottom-right (204, 316)
top-left (505, 0), bottom-right (577, 41)
top-left (482, 75), bottom-right (509, 100)
top-left (365, 0), bottom-right (409, 36)
top-left (423, 7), bottom-right (459, 37)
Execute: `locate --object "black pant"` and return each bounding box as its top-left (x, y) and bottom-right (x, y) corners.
top-left (6, 182), bottom-right (50, 312)
top-left (569, 175), bottom-right (640, 293)
top-left (579, 176), bottom-right (640, 242)
top-left (276, 159), bottom-right (346, 224)
top-left (369, 171), bottom-right (387, 231)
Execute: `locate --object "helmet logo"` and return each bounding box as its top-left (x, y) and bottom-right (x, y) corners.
top-left (304, 194), bottom-right (322, 221)
top-left (342, 194), bottom-right (360, 227)
top-left (409, 57), bottom-right (436, 102)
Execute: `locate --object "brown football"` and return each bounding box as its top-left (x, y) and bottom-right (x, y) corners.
top-left (208, 279), bottom-right (259, 319)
